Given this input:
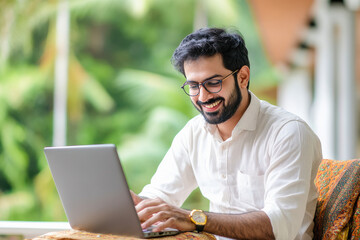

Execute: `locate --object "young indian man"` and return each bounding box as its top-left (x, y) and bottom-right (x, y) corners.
top-left (131, 27), bottom-right (322, 240)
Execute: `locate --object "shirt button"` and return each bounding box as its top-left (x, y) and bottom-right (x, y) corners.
top-left (221, 174), bottom-right (226, 179)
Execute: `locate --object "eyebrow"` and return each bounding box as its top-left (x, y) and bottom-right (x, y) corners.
top-left (186, 74), bottom-right (222, 83)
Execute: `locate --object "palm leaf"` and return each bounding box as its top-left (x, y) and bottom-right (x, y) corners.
top-left (116, 68), bottom-right (195, 117)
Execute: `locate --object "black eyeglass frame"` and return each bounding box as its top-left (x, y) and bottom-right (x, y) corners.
top-left (181, 69), bottom-right (239, 96)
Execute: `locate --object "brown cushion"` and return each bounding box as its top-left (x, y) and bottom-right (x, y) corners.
top-left (350, 196), bottom-right (360, 239)
top-left (313, 159), bottom-right (360, 240)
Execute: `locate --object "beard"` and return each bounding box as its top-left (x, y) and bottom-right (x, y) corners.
top-left (194, 79), bottom-right (242, 124)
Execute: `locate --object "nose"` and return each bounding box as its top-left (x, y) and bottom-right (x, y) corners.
top-left (197, 85), bottom-right (212, 102)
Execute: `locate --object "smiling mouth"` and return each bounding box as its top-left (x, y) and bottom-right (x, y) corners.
top-left (201, 99), bottom-right (222, 110)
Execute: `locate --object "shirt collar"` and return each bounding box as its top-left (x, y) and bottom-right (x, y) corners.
top-left (232, 91), bottom-right (260, 133)
top-left (203, 91), bottom-right (260, 136)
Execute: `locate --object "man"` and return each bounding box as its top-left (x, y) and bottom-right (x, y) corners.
top-left (131, 28), bottom-right (322, 240)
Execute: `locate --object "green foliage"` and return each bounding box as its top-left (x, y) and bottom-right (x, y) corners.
top-left (0, 0), bottom-right (278, 220)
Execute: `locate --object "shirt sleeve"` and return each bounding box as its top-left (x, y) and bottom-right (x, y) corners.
top-left (262, 120), bottom-right (322, 240)
top-left (139, 123), bottom-right (198, 207)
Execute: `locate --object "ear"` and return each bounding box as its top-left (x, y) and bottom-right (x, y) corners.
top-left (237, 66), bottom-right (250, 89)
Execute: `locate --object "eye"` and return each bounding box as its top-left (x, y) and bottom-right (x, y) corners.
top-left (205, 80), bottom-right (221, 87)
top-left (188, 83), bottom-right (199, 90)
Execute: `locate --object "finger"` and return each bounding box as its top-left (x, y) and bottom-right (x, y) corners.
top-left (141, 210), bottom-right (171, 230)
top-left (130, 190), bottom-right (143, 206)
top-left (151, 217), bottom-right (177, 232)
top-left (135, 198), bottom-right (163, 212)
top-left (138, 203), bottom-right (169, 222)
top-left (151, 215), bottom-right (195, 233)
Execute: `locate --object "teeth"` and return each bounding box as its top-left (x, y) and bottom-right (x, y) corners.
top-left (204, 100), bottom-right (221, 108)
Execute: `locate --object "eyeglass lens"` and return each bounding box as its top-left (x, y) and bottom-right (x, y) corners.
top-left (183, 80), bottom-right (221, 96)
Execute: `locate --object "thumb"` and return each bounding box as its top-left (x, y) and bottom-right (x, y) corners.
top-left (130, 190), bottom-right (143, 205)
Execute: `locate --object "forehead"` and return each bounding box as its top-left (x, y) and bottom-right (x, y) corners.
top-left (184, 54), bottom-right (226, 80)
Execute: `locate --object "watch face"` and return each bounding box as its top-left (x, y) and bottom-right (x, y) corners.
top-left (192, 211), bottom-right (206, 224)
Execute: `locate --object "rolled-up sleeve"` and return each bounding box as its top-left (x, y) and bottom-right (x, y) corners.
top-left (262, 121), bottom-right (322, 240)
top-left (140, 125), bottom-right (198, 207)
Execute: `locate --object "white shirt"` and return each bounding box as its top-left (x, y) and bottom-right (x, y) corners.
top-left (140, 92), bottom-right (322, 240)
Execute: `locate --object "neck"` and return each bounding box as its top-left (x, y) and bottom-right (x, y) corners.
top-left (216, 91), bottom-right (250, 141)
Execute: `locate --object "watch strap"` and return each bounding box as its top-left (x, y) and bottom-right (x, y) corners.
top-left (195, 224), bottom-right (205, 232)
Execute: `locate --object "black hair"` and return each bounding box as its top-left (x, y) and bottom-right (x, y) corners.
top-left (171, 27), bottom-right (250, 88)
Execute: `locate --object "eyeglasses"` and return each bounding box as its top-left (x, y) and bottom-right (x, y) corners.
top-left (181, 69), bottom-right (239, 96)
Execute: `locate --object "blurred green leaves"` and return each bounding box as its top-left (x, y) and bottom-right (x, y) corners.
top-left (0, 0), bottom-right (278, 220)
top-left (116, 69), bottom-right (194, 115)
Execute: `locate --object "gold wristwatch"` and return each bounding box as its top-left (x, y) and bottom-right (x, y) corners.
top-left (189, 209), bottom-right (207, 232)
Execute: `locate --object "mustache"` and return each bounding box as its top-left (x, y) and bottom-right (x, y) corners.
top-left (196, 97), bottom-right (224, 106)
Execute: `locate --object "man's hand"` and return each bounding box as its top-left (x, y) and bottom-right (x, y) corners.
top-left (131, 194), bottom-right (274, 239)
top-left (135, 198), bottom-right (195, 232)
top-left (130, 190), bottom-right (144, 206)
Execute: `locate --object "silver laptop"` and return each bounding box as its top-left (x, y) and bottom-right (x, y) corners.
top-left (44, 144), bottom-right (179, 238)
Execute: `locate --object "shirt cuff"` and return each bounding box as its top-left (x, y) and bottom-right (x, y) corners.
top-left (262, 205), bottom-right (289, 240)
top-left (139, 185), bottom-right (182, 207)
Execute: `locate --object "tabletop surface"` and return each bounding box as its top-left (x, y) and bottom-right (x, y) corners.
top-left (27, 229), bottom-right (216, 240)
